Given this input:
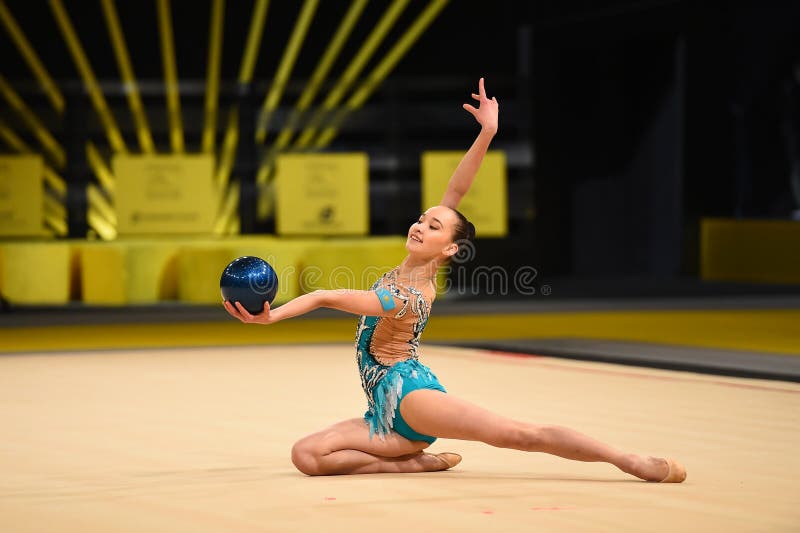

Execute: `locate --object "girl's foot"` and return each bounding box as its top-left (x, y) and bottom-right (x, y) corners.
top-left (624, 455), bottom-right (686, 482)
top-left (419, 452), bottom-right (462, 471)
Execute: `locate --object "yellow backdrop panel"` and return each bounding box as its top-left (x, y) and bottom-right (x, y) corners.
top-left (113, 155), bottom-right (216, 235)
top-left (0, 242), bottom-right (70, 304)
top-left (274, 153), bottom-right (369, 236)
top-left (421, 150), bottom-right (507, 237)
top-left (0, 155), bottom-right (44, 237)
top-left (701, 218), bottom-right (800, 284)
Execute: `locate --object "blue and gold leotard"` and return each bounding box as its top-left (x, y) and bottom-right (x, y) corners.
top-left (355, 268), bottom-right (445, 444)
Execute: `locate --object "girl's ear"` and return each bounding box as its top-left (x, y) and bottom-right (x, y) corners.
top-left (443, 242), bottom-right (458, 257)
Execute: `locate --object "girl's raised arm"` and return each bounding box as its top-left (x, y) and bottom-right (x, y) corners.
top-left (440, 77), bottom-right (500, 210)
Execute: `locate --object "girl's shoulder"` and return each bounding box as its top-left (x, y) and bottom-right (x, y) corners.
top-left (388, 270), bottom-right (437, 301)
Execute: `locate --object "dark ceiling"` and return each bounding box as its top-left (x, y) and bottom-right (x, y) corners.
top-left (0, 0), bottom-right (692, 86)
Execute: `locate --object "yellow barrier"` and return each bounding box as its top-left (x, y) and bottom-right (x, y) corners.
top-left (43, 236), bottom-right (412, 306)
top-left (0, 242), bottom-right (71, 304)
top-left (175, 238), bottom-right (318, 306)
top-left (78, 240), bottom-right (180, 304)
top-left (299, 237), bottom-right (408, 291)
top-left (701, 218), bottom-right (800, 284)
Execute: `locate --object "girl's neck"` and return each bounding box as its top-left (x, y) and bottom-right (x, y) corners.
top-left (397, 255), bottom-right (439, 281)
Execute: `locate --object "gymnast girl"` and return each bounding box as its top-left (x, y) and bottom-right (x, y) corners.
top-left (224, 78), bottom-right (686, 483)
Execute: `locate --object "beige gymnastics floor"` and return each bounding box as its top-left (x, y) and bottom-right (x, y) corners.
top-left (1, 345), bottom-right (798, 532)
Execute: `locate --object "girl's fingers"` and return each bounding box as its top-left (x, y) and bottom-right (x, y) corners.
top-left (463, 103), bottom-right (478, 116)
top-left (478, 77), bottom-right (486, 97)
top-left (235, 301), bottom-right (254, 320)
top-left (224, 301), bottom-right (245, 321)
top-left (471, 93), bottom-right (480, 101)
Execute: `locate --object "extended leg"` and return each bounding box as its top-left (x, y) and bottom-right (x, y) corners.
top-left (400, 390), bottom-right (684, 482)
top-left (290, 418), bottom-right (455, 476)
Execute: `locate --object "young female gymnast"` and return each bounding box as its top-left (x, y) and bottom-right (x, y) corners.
top-left (224, 78), bottom-right (686, 483)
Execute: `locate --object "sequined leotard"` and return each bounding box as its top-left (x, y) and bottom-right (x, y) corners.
top-left (355, 268), bottom-right (446, 444)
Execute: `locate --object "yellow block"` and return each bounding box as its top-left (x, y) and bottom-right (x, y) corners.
top-left (125, 241), bottom-right (181, 303)
top-left (113, 154), bottom-right (216, 235)
top-left (421, 150), bottom-right (508, 237)
top-left (274, 153), bottom-right (369, 235)
top-left (177, 245), bottom-right (236, 305)
top-left (299, 237), bottom-right (408, 291)
top-left (701, 218), bottom-right (800, 284)
top-left (79, 243), bottom-right (126, 305)
top-left (0, 242), bottom-right (70, 304)
top-left (0, 155), bottom-right (45, 237)
top-left (79, 240), bottom-right (183, 305)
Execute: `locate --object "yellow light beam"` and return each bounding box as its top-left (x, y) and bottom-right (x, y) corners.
top-left (43, 210), bottom-right (68, 236)
top-left (293, 0), bottom-right (409, 149)
top-left (0, 116), bottom-right (28, 151)
top-left (44, 191), bottom-right (66, 220)
top-left (86, 142), bottom-right (116, 196)
top-left (238, 0), bottom-right (269, 84)
top-left (214, 0), bottom-right (269, 192)
top-left (214, 110), bottom-right (238, 189)
top-left (101, 0), bottom-right (155, 153)
top-left (255, 0), bottom-right (319, 144)
top-left (217, 0), bottom-right (269, 177)
top-left (213, 180), bottom-right (239, 235)
top-left (42, 168), bottom-right (66, 198)
top-left (87, 183), bottom-right (117, 226)
top-left (270, 0), bottom-right (368, 154)
top-left (256, 0), bottom-right (368, 190)
top-left (315, 0), bottom-right (449, 148)
top-left (0, 74), bottom-right (66, 168)
top-left (224, 210), bottom-right (240, 235)
top-left (49, 0), bottom-right (128, 153)
top-left (157, 0), bottom-right (183, 153)
top-left (0, 0), bottom-right (65, 113)
top-left (43, 195), bottom-right (68, 237)
top-left (88, 205), bottom-right (118, 240)
top-left (201, 0), bottom-right (225, 153)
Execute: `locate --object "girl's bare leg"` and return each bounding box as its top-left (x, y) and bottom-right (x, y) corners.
top-left (290, 418), bottom-right (452, 476)
top-left (400, 389), bottom-right (673, 481)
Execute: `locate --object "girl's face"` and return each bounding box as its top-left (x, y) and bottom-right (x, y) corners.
top-left (405, 205), bottom-right (459, 259)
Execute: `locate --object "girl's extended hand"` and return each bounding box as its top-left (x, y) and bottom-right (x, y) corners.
top-left (223, 300), bottom-right (273, 324)
top-left (462, 77), bottom-right (499, 134)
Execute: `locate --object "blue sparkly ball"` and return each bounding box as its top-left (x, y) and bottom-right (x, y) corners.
top-left (220, 256), bottom-right (279, 314)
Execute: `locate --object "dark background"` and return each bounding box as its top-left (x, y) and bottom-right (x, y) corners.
top-left (2, 0), bottom-right (799, 291)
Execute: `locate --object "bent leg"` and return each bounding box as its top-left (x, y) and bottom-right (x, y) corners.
top-left (291, 418), bottom-right (453, 476)
top-left (400, 390), bottom-right (672, 481)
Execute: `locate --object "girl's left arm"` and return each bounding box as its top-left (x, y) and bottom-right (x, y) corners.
top-left (224, 289), bottom-right (391, 325)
